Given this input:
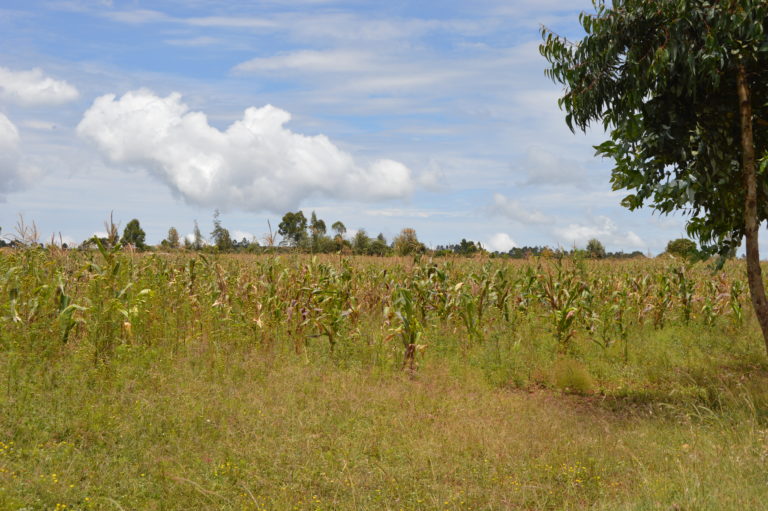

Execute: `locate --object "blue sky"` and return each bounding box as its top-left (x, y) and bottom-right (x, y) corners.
top-left (0, 0), bottom-right (693, 252)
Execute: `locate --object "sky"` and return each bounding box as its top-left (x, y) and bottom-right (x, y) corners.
top-left (0, 0), bottom-right (695, 252)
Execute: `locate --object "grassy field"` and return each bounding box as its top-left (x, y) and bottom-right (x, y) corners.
top-left (1, 249), bottom-right (767, 510)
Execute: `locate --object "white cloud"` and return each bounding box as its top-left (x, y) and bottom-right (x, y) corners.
top-left (490, 193), bottom-right (553, 224)
top-left (0, 67), bottom-right (79, 106)
top-left (77, 89), bottom-right (414, 212)
top-left (0, 113), bottom-right (21, 192)
top-left (553, 216), bottom-right (645, 250)
top-left (235, 49), bottom-right (373, 74)
top-left (486, 232), bottom-right (517, 252)
top-left (0, 113), bottom-right (39, 194)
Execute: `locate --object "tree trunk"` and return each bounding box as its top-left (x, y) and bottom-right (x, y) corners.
top-left (737, 63), bottom-right (768, 353)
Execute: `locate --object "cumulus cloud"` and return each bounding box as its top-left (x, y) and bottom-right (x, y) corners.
top-left (0, 113), bottom-right (39, 195)
top-left (553, 216), bottom-right (644, 250)
top-left (490, 193), bottom-right (553, 224)
top-left (486, 232), bottom-right (517, 252)
top-left (0, 114), bottom-right (21, 191)
top-left (0, 67), bottom-right (79, 106)
top-left (77, 89), bottom-right (414, 212)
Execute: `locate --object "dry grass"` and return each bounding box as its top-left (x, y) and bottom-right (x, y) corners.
top-left (1, 343), bottom-right (766, 510)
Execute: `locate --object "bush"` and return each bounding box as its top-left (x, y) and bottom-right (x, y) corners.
top-left (550, 359), bottom-right (596, 395)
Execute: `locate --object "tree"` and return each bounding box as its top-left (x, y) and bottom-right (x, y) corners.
top-left (278, 211), bottom-right (308, 247)
top-left (456, 238), bottom-right (481, 256)
top-left (369, 233), bottom-right (389, 256)
top-left (666, 238), bottom-right (699, 259)
top-left (393, 228), bottom-right (424, 256)
top-left (331, 221), bottom-right (346, 238)
top-left (331, 221), bottom-right (347, 250)
top-left (166, 227), bottom-right (180, 250)
top-left (210, 209), bottom-right (233, 251)
top-left (192, 220), bottom-right (204, 250)
top-left (586, 238), bottom-right (606, 259)
top-left (352, 229), bottom-right (370, 254)
top-left (541, 1), bottom-right (768, 351)
top-left (121, 219), bottom-right (146, 250)
top-left (309, 211), bottom-right (327, 252)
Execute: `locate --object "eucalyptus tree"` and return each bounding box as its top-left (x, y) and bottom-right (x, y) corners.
top-left (309, 211), bottom-right (327, 252)
top-left (278, 211), bottom-right (308, 247)
top-left (541, 0), bottom-right (768, 350)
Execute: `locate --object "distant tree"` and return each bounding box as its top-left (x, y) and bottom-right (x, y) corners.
top-left (210, 209), bottom-right (233, 251)
top-left (666, 238), bottom-right (699, 259)
top-left (309, 211), bottom-right (327, 252)
top-left (278, 211), bottom-right (308, 247)
top-left (166, 227), bottom-right (180, 250)
top-left (393, 228), bottom-right (424, 256)
top-left (192, 220), bottom-right (204, 250)
top-left (330, 221), bottom-right (347, 250)
top-left (331, 221), bottom-right (346, 238)
top-left (456, 238), bottom-right (481, 256)
top-left (352, 229), bottom-right (370, 254)
top-left (369, 233), bottom-right (389, 256)
top-left (121, 219), bottom-right (147, 250)
top-left (310, 211), bottom-right (327, 237)
top-left (586, 238), bottom-right (606, 259)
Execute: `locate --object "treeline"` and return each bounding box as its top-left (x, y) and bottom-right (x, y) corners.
top-left (0, 214), bottom-right (705, 261)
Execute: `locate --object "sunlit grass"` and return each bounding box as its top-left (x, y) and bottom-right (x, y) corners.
top-left (1, 250), bottom-right (766, 509)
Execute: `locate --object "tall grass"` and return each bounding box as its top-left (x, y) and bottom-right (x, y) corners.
top-left (1, 249), bottom-right (766, 509)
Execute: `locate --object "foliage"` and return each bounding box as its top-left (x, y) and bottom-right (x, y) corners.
top-left (309, 211), bottom-right (327, 253)
top-left (368, 233), bottom-right (389, 256)
top-left (351, 229), bottom-right (370, 255)
top-left (210, 209), bottom-right (234, 251)
top-left (165, 227), bottom-right (180, 250)
top-left (120, 219), bottom-right (146, 250)
top-left (192, 220), bottom-right (204, 250)
top-left (586, 238), bottom-right (606, 259)
top-left (666, 238), bottom-right (699, 259)
top-left (331, 221), bottom-right (346, 238)
top-left (393, 228), bottom-right (424, 256)
top-left (436, 238), bottom-right (483, 257)
top-left (541, 0), bottom-right (768, 256)
top-left (278, 211), bottom-right (308, 247)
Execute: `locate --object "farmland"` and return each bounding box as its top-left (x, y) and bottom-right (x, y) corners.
top-left (1, 248), bottom-right (767, 510)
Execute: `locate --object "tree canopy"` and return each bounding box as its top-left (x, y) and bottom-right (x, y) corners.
top-left (586, 238), bottom-right (606, 259)
top-left (541, 0), bottom-right (768, 255)
top-left (210, 209), bottom-right (234, 251)
top-left (121, 219), bottom-right (146, 250)
top-left (666, 238), bottom-right (699, 259)
top-left (278, 211), bottom-right (308, 247)
top-left (541, 0), bottom-right (768, 350)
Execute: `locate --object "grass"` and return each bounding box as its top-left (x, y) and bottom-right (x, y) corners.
top-left (1, 250), bottom-right (767, 509)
